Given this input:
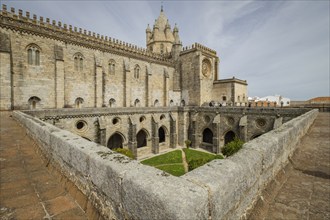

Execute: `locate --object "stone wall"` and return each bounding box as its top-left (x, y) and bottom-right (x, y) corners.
top-left (13, 110), bottom-right (209, 220)
top-left (183, 109), bottom-right (318, 219)
top-left (13, 108), bottom-right (317, 219)
top-left (0, 7), bottom-right (177, 110)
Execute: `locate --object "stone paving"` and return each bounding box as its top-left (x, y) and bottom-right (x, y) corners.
top-left (249, 112), bottom-right (330, 220)
top-left (0, 111), bottom-right (88, 219)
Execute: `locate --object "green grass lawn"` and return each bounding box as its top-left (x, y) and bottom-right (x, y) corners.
top-left (183, 148), bottom-right (223, 161)
top-left (141, 148), bottom-right (223, 176)
top-left (140, 150), bottom-right (182, 166)
top-left (155, 164), bottom-right (185, 177)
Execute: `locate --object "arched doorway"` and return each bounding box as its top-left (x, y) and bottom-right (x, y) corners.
top-left (224, 131), bottom-right (236, 145)
top-left (136, 130), bottom-right (147, 148)
top-left (159, 127), bottom-right (166, 143)
top-left (107, 133), bottom-right (124, 149)
top-left (203, 128), bottom-right (213, 144)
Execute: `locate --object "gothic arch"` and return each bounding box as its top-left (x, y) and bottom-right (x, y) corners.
top-left (136, 129), bottom-right (149, 148)
top-left (107, 132), bottom-right (126, 150)
top-left (224, 130), bottom-right (236, 145)
top-left (154, 99), bottom-right (159, 107)
top-left (134, 64), bottom-right (140, 79)
top-left (180, 100), bottom-right (186, 107)
top-left (26, 43), bottom-right (41, 66)
top-left (109, 98), bottom-right (116, 107)
top-left (158, 126), bottom-right (168, 143)
top-left (202, 128), bottom-right (213, 144)
top-left (28, 96), bottom-right (41, 109)
top-left (73, 52), bottom-right (84, 71)
top-left (75, 97), bottom-right (84, 108)
top-left (134, 99), bottom-right (140, 107)
top-left (108, 59), bottom-right (116, 75)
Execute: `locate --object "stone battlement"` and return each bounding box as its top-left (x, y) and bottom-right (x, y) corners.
top-left (181, 42), bottom-right (217, 56)
top-left (0, 4), bottom-right (173, 64)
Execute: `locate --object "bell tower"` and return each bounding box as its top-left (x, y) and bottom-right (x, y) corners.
top-left (146, 6), bottom-right (181, 56)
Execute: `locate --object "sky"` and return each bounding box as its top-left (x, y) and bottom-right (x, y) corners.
top-left (2, 0), bottom-right (329, 100)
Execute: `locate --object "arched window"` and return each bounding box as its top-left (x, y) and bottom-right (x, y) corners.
top-left (109, 98), bottom-right (116, 107)
top-left (134, 65), bottom-right (140, 79)
top-left (73, 53), bottom-right (84, 71)
top-left (134, 99), bottom-right (140, 107)
top-left (27, 44), bottom-right (41, 66)
top-left (28, 96), bottom-right (41, 109)
top-left (224, 131), bottom-right (236, 145)
top-left (109, 60), bottom-right (115, 75)
top-left (169, 100), bottom-right (174, 106)
top-left (160, 43), bottom-right (164, 54)
top-left (136, 129), bottom-right (148, 148)
top-left (154, 99), bottom-right (159, 107)
top-left (203, 128), bottom-right (213, 144)
top-left (75, 97), bottom-right (84, 108)
top-left (180, 100), bottom-right (186, 107)
top-left (107, 132), bottom-right (125, 149)
top-left (159, 127), bottom-right (166, 143)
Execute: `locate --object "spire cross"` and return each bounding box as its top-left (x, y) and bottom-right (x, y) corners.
top-left (161, 1), bottom-right (163, 12)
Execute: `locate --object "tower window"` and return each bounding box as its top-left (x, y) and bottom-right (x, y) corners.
top-left (27, 44), bottom-right (41, 66)
top-left (160, 43), bottom-right (164, 54)
top-left (109, 60), bottom-right (115, 75)
top-left (73, 53), bottom-right (84, 71)
top-left (134, 65), bottom-right (140, 79)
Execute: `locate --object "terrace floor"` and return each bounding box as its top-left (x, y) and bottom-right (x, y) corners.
top-left (249, 112), bottom-right (330, 219)
top-left (0, 111), bottom-right (89, 220)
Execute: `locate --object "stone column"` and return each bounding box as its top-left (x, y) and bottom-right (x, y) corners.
top-left (151, 117), bottom-right (159, 154)
top-left (212, 114), bottom-right (221, 154)
top-left (128, 118), bottom-right (137, 158)
top-left (0, 32), bottom-right (12, 110)
top-left (95, 57), bottom-right (103, 108)
top-left (124, 60), bottom-right (131, 107)
top-left (146, 65), bottom-right (151, 107)
top-left (191, 121), bottom-right (199, 148)
top-left (239, 115), bottom-right (248, 142)
top-left (170, 114), bottom-right (177, 148)
top-left (54, 45), bottom-right (64, 108)
top-left (97, 117), bottom-right (107, 146)
top-left (164, 68), bottom-right (169, 106)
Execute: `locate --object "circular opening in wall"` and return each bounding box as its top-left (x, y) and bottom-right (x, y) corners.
top-left (76, 120), bottom-right (87, 130)
top-left (204, 115), bottom-right (211, 123)
top-left (226, 117), bottom-right (235, 125)
top-left (139, 116), bottom-right (146, 123)
top-left (256, 118), bottom-right (266, 128)
top-left (112, 117), bottom-right (121, 125)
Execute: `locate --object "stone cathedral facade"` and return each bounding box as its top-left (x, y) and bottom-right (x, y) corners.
top-left (0, 5), bottom-right (247, 111)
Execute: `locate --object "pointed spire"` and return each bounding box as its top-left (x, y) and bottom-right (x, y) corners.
top-left (173, 23), bottom-right (179, 32)
top-left (146, 24), bottom-right (151, 32)
top-left (161, 1), bottom-right (163, 12)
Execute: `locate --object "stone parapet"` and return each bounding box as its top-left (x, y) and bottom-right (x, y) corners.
top-left (13, 108), bottom-right (318, 219)
top-left (183, 109), bottom-right (318, 219)
top-left (0, 4), bottom-right (173, 66)
top-left (181, 42), bottom-right (217, 56)
top-left (13, 110), bottom-right (209, 219)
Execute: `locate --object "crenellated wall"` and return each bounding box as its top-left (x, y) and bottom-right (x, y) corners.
top-left (0, 4), bottom-right (249, 110)
top-left (0, 5), bottom-right (179, 110)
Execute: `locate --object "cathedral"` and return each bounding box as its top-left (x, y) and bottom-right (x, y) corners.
top-left (0, 5), bottom-right (247, 111)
